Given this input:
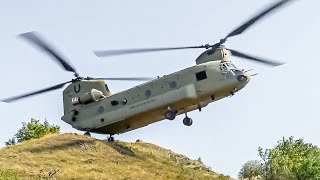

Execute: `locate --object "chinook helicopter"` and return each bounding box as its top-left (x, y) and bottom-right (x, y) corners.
top-left (1, 0), bottom-right (293, 142)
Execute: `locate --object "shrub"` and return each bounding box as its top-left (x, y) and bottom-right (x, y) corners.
top-left (5, 118), bottom-right (60, 145)
top-left (238, 160), bottom-right (263, 180)
top-left (258, 136), bottom-right (320, 180)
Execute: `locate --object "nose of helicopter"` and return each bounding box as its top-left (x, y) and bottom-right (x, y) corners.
top-left (234, 71), bottom-right (251, 91)
top-left (234, 70), bottom-right (250, 84)
top-left (246, 73), bottom-right (251, 83)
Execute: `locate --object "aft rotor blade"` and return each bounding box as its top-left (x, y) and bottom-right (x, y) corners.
top-left (94, 45), bottom-right (205, 57)
top-left (224, 0), bottom-right (293, 40)
top-left (228, 49), bottom-right (284, 66)
top-left (1, 81), bottom-right (71, 103)
top-left (94, 77), bottom-right (154, 81)
top-left (20, 32), bottom-right (78, 75)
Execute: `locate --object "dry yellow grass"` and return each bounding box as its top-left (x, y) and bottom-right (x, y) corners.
top-left (0, 134), bottom-right (231, 180)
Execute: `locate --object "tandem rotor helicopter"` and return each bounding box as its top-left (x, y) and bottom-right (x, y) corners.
top-left (1, 0), bottom-right (294, 142)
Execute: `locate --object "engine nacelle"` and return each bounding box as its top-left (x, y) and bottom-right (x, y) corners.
top-left (72, 89), bottom-right (105, 105)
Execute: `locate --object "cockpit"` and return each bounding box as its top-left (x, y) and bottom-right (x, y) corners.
top-left (219, 62), bottom-right (237, 71)
top-left (219, 62), bottom-right (247, 81)
top-left (226, 62), bottom-right (236, 69)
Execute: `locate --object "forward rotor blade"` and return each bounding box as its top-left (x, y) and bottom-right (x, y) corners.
top-left (1, 81), bottom-right (71, 103)
top-left (94, 77), bottom-right (154, 81)
top-left (94, 45), bottom-right (205, 57)
top-left (227, 49), bottom-right (284, 66)
top-left (225, 0), bottom-right (293, 40)
top-left (20, 32), bottom-right (78, 75)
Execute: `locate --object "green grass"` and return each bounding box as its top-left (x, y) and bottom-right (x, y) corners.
top-left (0, 134), bottom-right (232, 180)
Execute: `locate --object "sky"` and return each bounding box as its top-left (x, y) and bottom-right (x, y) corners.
top-left (0, 0), bottom-right (319, 178)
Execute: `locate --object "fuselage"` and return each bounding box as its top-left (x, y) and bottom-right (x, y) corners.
top-left (61, 59), bottom-right (250, 135)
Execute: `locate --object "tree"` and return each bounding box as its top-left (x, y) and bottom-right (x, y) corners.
top-left (238, 160), bottom-right (263, 180)
top-left (296, 154), bottom-right (320, 180)
top-left (258, 136), bottom-right (320, 180)
top-left (5, 119), bottom-right (60, 146)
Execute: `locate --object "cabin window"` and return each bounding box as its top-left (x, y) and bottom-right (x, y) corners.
top-left (111, 100), bottom-right (119, 106)
top-left (145, 90), bottom-right (152, 98)
top-left (122, 98), bottom-right (128, 105)
top-left (169, 81), bottom-right (177, 89)
top-left (98, 106), bottom-right (105, 113)
top-left (196, 71), bottom-right (207, 81)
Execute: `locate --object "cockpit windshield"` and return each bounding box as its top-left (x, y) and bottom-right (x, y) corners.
top-left (226, 62), bottom-right (236, 69)
top-left (219, 62), bottom-right (237, 71)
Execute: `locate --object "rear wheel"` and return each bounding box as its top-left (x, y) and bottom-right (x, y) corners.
top-left (84, 131), bottom-right (91, 137)
top-left (183, 117), bottom-right (193, 126)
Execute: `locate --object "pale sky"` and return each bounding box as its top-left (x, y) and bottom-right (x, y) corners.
top-left (0, 0), bottom-right (319, 178)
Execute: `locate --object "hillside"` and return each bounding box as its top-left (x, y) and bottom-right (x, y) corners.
top-left (0, 134), bottom-right (231, 180)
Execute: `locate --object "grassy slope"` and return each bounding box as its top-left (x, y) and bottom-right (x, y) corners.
top-left (0, 134), bottom-right (231, 180)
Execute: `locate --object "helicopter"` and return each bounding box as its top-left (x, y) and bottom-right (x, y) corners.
top-left (1, 0), bottom-right (293, 142)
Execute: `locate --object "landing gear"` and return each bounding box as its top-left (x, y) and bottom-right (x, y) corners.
top-left (84, 131), bottom-right (91, 137)
top-left (183, 113), bottom-right (193, 126)
top-left (197, 105), bottom-right (202, 112)
top-left (107, 135), bottom-right (115, 142)
top-left (165, 110), bottom-right (176, 120)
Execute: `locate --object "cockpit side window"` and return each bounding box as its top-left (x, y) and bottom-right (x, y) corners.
top-left (220, 64), bottom-right (228, 71)
top-left (223, 64), bottom-right (227, 69)
top-left (105, 84), bottom-right (110, 92)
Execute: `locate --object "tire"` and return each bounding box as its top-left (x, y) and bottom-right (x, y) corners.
top-left (84, 131), bottom-right (91, 137)
top-left (108, 137), bottom-right (115, 142)
top-left (183, 117), bottom-right (193, 126)
top-left (165, 110), bottom-right (176, 120)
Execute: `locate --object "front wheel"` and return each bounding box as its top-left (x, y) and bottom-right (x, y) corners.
top-left (165, 110), bottom-right (176, 120)
top-left (107, 137), bottom-right (115, 142)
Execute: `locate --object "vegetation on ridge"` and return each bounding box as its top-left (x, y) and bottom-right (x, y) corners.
top-left (239, 137), bottom-right (320, 180)
top-left (0, 133), bottom-right (231, 179)
top-left (5, 119), bottom-right (60, 146)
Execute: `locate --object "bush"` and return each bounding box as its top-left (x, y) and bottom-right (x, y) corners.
top-left (5, 119), bottom-right (60, 145)
top-left (258, 136), bottom-right (320, 180)
top-left (238, 160), bottom-right (263, 180)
